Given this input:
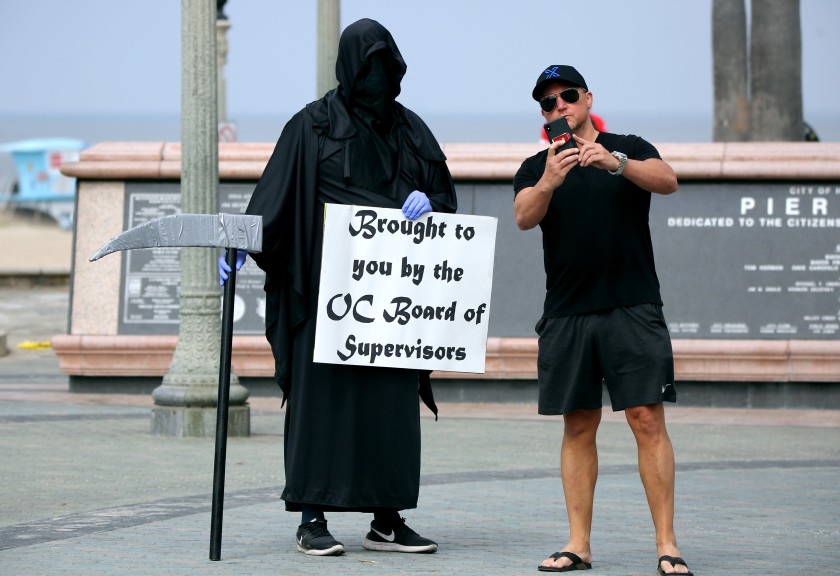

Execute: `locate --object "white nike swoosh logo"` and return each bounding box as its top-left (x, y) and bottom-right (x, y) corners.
top-left (297, 536), bottom-right (304, 545)
top-left (372, 527), bottom-right (395, 542)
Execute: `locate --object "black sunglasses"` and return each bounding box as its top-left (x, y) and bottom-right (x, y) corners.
top-left (539, 88), bottom-right (583, 112)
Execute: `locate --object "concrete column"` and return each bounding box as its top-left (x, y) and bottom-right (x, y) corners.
top-left (151, 0), bottom-right (250, 437)
top-left (216, 18), bottom-right (231, 123)
top-left (316, 0), bottom-right (340, 98)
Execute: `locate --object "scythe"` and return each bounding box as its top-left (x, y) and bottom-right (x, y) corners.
top-left (91, 212), bottom-right (262, 561)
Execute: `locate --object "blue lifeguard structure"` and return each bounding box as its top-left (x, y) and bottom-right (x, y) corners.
top-left (0, 138), bottom-right (87, 228)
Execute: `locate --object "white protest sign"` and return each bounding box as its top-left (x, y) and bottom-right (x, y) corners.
top-left (313, 204), bottom-right (497, 373)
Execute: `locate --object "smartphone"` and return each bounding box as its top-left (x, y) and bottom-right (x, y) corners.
top-left (543, 117), bottom-right (577, 152)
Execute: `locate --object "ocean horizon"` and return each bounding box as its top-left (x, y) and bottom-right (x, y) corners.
top-left (1, 110), bottom-right (837, 151)
top-left (0, 111), bottom-right (735, 146)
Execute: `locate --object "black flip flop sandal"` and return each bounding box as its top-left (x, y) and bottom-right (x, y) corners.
top-left (538, 551), bottom-right (592, 572)
top-left (658, 555), bottom-right (694, 576)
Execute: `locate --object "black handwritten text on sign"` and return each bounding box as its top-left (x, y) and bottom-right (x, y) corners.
top-left (314, 205), bottom-right (498, 373)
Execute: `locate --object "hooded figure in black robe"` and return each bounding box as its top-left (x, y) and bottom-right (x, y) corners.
top-left (240, 18), bottom-right (457, 550)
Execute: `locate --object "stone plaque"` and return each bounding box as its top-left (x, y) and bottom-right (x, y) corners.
top-left (118, 183), bottom-right (266, 335)
top-left (651, 181), bottom-right (840, 338)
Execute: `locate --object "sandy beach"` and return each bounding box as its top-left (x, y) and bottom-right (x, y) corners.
top-left (0, 209), bottom-right (72, 275)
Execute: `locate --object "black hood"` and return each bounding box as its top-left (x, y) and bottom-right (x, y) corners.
top-left (305, 18), bottom-right (446, 163)
top-left (335, 18), bottom-right (406, 101)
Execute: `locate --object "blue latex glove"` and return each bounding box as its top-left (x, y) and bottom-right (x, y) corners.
top-left (401, 190), bottom-right (432, 221)
top-left (218, 250), bottom-right (247, 286)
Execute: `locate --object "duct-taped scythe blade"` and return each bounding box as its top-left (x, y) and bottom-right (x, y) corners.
top-left (89, 213), bottom-right (262, 261)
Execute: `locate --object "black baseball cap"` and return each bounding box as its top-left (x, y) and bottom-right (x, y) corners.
top-left (532, 65), bottom-right (588, 101)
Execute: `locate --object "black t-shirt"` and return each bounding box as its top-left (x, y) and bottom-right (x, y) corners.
top-left (513, 132), bottom-right (664, 317)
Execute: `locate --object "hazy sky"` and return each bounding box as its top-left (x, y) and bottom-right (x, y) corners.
top-left (1, 0), bottom-right (838, 140)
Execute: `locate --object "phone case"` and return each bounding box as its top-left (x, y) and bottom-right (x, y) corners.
top-left (543, 118), bottom-right (577, 151)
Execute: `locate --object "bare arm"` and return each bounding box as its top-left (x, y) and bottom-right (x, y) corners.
top-left (616, 157), bottom-right (678, 195)
top-left (514, 143), bottom-right (579, 230)
top-left (574, 134), bottom-right (678, 195)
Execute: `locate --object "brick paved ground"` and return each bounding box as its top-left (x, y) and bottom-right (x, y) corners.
top-left (1, 380), bottom-right (839, 574)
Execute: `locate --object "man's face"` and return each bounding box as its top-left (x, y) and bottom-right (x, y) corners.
top-left (540, 81), bottom-right (591, 131)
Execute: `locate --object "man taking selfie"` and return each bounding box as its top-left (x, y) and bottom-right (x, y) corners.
top-left (513, 65), bottom-right (692, 576)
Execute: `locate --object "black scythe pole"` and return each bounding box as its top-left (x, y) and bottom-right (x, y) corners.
top-left (89, 212), bottom-right (262, 562)
top-left (210, 247), bottom-right (238, 561)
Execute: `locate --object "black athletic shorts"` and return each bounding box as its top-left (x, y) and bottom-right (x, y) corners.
top-left (535, 303), bottom-right (676, 414)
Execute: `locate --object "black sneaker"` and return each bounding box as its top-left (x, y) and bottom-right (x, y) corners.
top-left (362, 517), bottom-right (438, 553)
top-left (296, 519), bottom-right (345, 556)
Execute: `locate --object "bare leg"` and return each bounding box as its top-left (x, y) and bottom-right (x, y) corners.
top-left (625, 403), bottom-right (689, 574)
top-left (541, 408), bottom-right (600, 570)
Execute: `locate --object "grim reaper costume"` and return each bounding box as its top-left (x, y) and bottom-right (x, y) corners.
top-left (246, 19), bottom-right (457, 515)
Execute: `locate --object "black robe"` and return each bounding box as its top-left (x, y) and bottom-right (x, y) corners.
top-left (245, 19), bottom-right (458, 512)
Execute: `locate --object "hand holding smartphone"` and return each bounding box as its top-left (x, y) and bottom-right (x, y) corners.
top-left (543, 117), bottom-right (577, 153)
